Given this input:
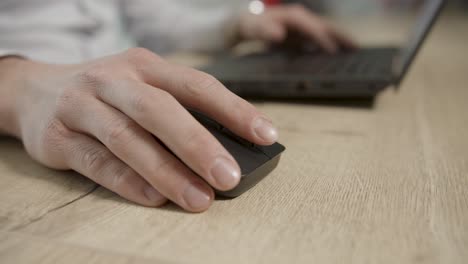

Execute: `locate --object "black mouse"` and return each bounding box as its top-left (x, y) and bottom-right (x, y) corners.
top-left (189, 110), bottom-right (285, 198)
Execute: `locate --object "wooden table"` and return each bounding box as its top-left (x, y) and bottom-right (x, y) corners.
top-left (1, 11), bottom-right (467, 264)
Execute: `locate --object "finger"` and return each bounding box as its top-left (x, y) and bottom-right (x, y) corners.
top-left (150, 64), bottom-right (279, 145)
top-left (329, 28), bottom-right (359, 50)
top-left (278, 6), bottom-right (339, 54)
top-left (93, 78), bottom-right (241, 192)
top-left (147, 64), bottom-right (279, 145)
top-left (239, 13), bottom-right (286, 43)
top-left (254, 18), bottom-right (287, 43)
top-left (122, 49), bottom-right (279, 146)
top-left (62, 131), bottom-right (168, 207)
top-left (61, 98), bottom-right (215, 212)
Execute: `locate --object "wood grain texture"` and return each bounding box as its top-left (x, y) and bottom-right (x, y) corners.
top-left (0, 138), bottom-right (97, 231)
top-left (0, 231), bottom-right (171, 264)
top-left (1, 12), bottom-right (467, 264)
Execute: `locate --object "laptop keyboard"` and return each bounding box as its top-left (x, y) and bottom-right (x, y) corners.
top-left (228, 48), bottom-right (397, 77)
top-left (282, 48), bottom-right (396, 76)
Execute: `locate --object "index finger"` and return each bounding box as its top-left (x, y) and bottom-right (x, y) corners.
top-left (131, 51), bottom-right (279, 146)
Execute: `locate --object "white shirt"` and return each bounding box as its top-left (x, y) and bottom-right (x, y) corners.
top-left (0, 0), bottom-right (245, 64)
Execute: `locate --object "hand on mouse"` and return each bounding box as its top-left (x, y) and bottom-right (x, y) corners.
top-left (0, 49), bottom-right (279, 212)
top-left (234, 3), bottom-right (357, 53)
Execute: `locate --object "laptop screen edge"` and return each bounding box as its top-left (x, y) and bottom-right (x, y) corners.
top-left (393, 0), bottom-right (447, 87)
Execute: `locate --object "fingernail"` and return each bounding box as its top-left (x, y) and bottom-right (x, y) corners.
top-left (210, 156), bottom-right (241, 190)
top-left (253, 117), bottom-right (279, 143)
top-left (143, 185), bottom-right (164, 203)
top-left (183, 183), bottom-right (212, 211)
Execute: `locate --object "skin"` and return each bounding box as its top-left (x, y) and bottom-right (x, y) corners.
top-left (237, 4), bottom-right (357, 53)
top-left (0, 4), bottom-right (355, 212)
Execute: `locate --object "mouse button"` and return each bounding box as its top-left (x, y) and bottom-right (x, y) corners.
top-left (211, 129), bottom-right (269, 176)
top-left (220, 127), bottom-right (255, 148)
top-left (216, 154), bottom-right (282, 198)
top-left (189, 110), bottom-right (222, 130)
top-left (231, 147), bottom-right (270, 177)
top-left (257, 143), bottom-right (286, 159)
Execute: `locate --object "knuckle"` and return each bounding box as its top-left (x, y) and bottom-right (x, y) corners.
top-left (111, 166), bottom-right (138, 191)
top-left (80, 147), bottom-right (112, 174)
top-left (40, 119), bottom-right (73, 154)
top-left (75, 66), bottom-right (111, 89)
top-left (183, 71), bottom-right (220, 98)
top-left (144, 157), bottom-right (180, 190)
top-left (54, 90), bottom-right (75, 117)
top-left (42, 119), bottom-right (73, 144)
top-left (105, 118), bottom-right (139, 147)
top-left (149, 157), bottom-right (175, 176)
top-left (131, 89), bottom-right (175, 116)
top-left (26, 119), bottom-right (71, 170)
top-left (153, 159), bottom-right (192, 201)
top-left (125, 47), bottom-right (162, 65)
top-left (130, 93), bottom-right (152, 115)
top-left (54, 86), bottom-right (89, 119)
top-left (148, 157), bottom-right (179, 175)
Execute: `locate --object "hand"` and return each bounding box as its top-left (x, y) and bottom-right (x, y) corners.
top-left (236, 3), bottom-right (357, 53)
top-left (1, 48), bottom-right (279, 212)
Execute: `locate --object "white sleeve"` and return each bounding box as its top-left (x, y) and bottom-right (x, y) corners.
top-left (0, 50), bottom-right (27, 59)
top-left (120, 0), bottom-right (245, 54)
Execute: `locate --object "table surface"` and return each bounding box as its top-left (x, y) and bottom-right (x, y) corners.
top-left (1, 11), bottom-right (468, 264)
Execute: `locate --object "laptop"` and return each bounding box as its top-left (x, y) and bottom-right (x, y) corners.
top-left (200, 0), bottom-right (446, 98)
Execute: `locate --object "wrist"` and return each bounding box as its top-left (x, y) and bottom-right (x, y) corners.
top-left (0, 56), bottom-right (30, 138)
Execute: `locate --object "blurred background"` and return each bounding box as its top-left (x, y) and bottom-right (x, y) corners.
top-left (168, 0), bottom-right (466, 63)
top-left (287, 0), bottom-right (468, 15)
top-left (190, 0), bottom-right (468, 15)
top-left (188, 0), bottom-right (467, 47)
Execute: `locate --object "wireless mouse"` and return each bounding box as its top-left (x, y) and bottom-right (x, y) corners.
top-left (190, 110), bottom-right (285, 198)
